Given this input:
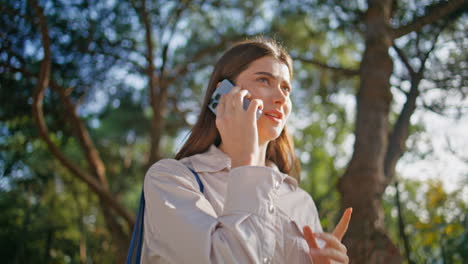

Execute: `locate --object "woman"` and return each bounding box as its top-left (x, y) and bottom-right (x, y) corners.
top-left (142, 37), bottom-right (351, 263)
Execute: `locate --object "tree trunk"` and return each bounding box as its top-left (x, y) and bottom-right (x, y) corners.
top-left (338, 0), bottom-right (402, 262)
top-left (148, 86), bottom-right (166, 165)
top-left (338, 0), bottom-right (465, 261)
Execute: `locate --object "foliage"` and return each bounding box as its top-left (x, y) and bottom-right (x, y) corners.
top-left (0, 138), bottom-right (116, 263)
top-left (383, 178), bottom-right (468, 263)
top-left (1, 0), bottom-right (466, 262)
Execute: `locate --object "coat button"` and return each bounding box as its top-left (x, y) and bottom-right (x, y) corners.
top-left (268, 203), bottom-right (274, 214)
top-left (274, 181), bottom-right (280, 190)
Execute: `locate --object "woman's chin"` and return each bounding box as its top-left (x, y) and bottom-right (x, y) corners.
top-left (259, 130), bottom-right (282, 143)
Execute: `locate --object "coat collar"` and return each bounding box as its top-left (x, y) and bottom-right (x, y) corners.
top-left (188, 145), bottom-right (298, 189)
top-left (189, 145), bottom-right (232, 173)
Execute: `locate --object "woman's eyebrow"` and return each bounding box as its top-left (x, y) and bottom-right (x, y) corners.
top-left (254, 72), bottom-right (291, 87)
top-left (254, 71), bottom-right (277, 79)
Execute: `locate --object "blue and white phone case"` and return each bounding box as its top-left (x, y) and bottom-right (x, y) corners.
top-left (208, 79), bottom-right (262, 119)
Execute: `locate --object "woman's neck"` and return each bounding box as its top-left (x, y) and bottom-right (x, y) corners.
top-left (218, 140), bottom-right (269, 167)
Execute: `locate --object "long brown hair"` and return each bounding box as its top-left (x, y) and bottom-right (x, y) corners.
top-left (175, 37), bottom-right (301, 181)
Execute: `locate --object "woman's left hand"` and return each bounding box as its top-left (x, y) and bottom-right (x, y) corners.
top-left (303, 208), bottom-right (352, 264)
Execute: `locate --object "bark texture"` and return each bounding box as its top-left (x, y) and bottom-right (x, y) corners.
top-left (338, 0), bottom-right (466, 262)
top-left (338, 1), bottom-right (402, 262)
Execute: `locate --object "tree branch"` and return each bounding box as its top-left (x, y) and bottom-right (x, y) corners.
top-left (420, 20), bottom-right (450, 68)
top-left (393, 85), bottom-right (409, 96)
top-left (392, 45), bottom-right (415, 76)
top-left (28, 0), bottom-right (134, 227)
top-left (384, 89), bottom-right (420, 186)
top-left (50, 83), bottom-right (108, 188)
top-left (384, 57), bottom-right (420, 185)
top-left (394, 181), bottom-right (415, 264)
top-left (293, 56), bottom-right (360, 77)
top-left (12, 65), bottom-right (134, 226)
top-left (385, 23), bottom-right (448, 185)
top-left (391, 0), bottom-right (466, 40)
top-left (136, 0), bottom-right (164, 165)
top-left (155, 0), bottom-right (189, 127)
top-left (159, 0), bottom-right (187, 79)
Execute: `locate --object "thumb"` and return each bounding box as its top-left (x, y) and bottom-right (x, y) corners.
top-left (332, 207), bottom-right (353, 241)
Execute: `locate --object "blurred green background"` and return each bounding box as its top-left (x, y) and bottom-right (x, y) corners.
top-left (1, 0), bottom-right (467, 263)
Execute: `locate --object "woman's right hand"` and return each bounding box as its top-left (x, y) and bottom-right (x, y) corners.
top-left (303, 208), bottom-right (352, 264)
top-left (216, 85), bottom-right (264, 168)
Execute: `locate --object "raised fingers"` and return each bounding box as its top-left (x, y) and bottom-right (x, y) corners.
top-left (332, 208), bottom-right (353, 241)
top-left (303, 226), bottom-right (320, 249)
top-left (314, 232), bottom-right (347, 253)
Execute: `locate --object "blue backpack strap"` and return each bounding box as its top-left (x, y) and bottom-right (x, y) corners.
top-left (126, 166), bottom-right (204, 263)
top-left (188, 167), bottom-right (204, 193)
top-left (126, 191), bottom-right (145, 264)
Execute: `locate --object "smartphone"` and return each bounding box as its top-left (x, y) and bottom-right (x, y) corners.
top-left (208, 79), bottom-right (262, 119)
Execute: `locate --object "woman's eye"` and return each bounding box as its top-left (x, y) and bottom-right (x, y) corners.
top-left (282, 86), bottom-right (291, 92)
top-left (258, 77), bottom-right (269, 84)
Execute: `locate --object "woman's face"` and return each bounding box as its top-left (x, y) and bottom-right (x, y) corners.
top-left (234, 56), bottom-right (292, 144)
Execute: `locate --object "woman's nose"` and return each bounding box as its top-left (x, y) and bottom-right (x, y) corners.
top-left (272, 86), bottom-right (287, 105)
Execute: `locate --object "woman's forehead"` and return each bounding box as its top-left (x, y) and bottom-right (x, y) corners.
top-left (243, 56), bottom-right (291, 82)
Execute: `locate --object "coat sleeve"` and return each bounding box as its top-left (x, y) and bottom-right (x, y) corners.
top-left (142, 159), bottom-right (283, 264)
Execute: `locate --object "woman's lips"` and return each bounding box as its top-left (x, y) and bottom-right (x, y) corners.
top-left (265, 114), bottom-right (281, 123)
top-left (264, 110), bottom-right (283, 124)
